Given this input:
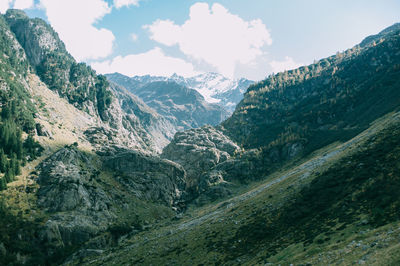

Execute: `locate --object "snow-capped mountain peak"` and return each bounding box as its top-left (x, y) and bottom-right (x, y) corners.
top-left (169, 72), bottom-right (254, 112)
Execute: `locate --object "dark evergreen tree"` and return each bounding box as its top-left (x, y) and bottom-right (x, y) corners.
top-left (4, 168), bottom-right (14, 183)
top-left (23, 135), bottom-right (43, 161)
top-left (0, 177), bottom-right (6, 191)
top-left (0, 149), bottom-right (6, 173)
top-left (11, 154), bottom-right (20, 176)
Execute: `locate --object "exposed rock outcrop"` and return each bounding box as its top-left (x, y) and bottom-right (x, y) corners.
top-left (160, 126), bottom-right (291, 205)
top-left (36, 144), bottom-right (188, 251)
top-left (5, 9), bottom-right (66, 67)
top-left (107, 83), bottom-right (176, 153)
top-left (103, 147), bottom-right (187, 209)
top-left (37, 146), bottom-right (113, 247)
top-left (161, 125), bottom-right (240, 195)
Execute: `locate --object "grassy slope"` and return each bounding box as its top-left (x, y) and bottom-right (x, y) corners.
top-left (81, 111), bottom-right (400, 265)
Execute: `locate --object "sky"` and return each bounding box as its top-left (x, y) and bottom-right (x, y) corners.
top-left (1, 0), bottom-right (400, 80)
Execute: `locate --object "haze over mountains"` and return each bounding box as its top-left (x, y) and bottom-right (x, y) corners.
top-left (0, 8), bottom-right (400, 266)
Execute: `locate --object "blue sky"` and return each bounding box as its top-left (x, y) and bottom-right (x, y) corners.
top-left (1, 0), bottom-right (400, 80)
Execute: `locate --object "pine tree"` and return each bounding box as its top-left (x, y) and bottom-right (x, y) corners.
top-left (16, 129), bottom-right (23, 160)
top-left (4, 168), bottom-right (14, 183)
top-left (11, 154), bottom-right (20, 176)
top-left (23, 135), bottom-right (43, 160)
top-left (1, 103), bottom-right (11, 120)
top-left (0, 177), bottom-right (6, 191)
top-left (0, 149), bottom-right (6, 173)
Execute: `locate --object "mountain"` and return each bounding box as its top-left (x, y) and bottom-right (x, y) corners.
top-left (106, 73), bottom-right (230, 131)
top-left (171, 72), bottom-right (255, 113)
top-left (106, 72), bottom-right (254, 113)
top-left (222, 24), bottom-right (400, 155)
top-left (4, 9), bottom-right (175, 153)
top-left (360, 22), bottom-right (400, 47)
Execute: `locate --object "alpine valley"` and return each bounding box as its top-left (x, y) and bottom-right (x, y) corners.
top-left (1, 9), bottom-right (400, 266)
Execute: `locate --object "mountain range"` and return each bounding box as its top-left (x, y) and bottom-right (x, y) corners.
top-left (106, 73), bottom-right (230, 131)
top-left (0, 9), bottom-right (400, 266)
top-left (106, 72), bottom-right (254, 113)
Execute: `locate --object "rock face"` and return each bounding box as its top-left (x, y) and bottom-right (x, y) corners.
top-left (160, 126), bottom-right (288, 205)
top-left (36, 145), bottom-right (188, 250)
top-left (161, 125), bottom-right (240, 194)
top-left (0, 12), bottom-right (29, 71)
top-left (195, 141), bottom-right (305, 205)
top-left (102, 83), bottom-right (176, 153)
top-left (37, 146), bottom-right (113, 247)
top-left (5, 9), bottom-right (66, 67)
top-left (133, 81), bottom-right (229, 130)
top-left (37, 147), bottom-right (110, 214)
top-left (77, 81), bottom-right (177, 154)
top-left (5, 9), bottom-right (105, 116)
top-left (104, 147), bottom-right (187, 208)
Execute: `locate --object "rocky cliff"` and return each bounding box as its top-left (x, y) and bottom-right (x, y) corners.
top-left (161, 125), bottom-right (240, 202)
top-left (103, 146), bottom-right (187, 208)
top-left (34, 144), bottom-right (187, 250)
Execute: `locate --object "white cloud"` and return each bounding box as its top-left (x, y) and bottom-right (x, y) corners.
top-left (40, 0), bottom-right (115, 61)
top-left (269, 56), bottom-right (302, 73)
top-left (0, 0), bottom-right (13, 13)
top-left (91, 47), bottom-right (199, 77)
top-left (130, 33), bottom-right (138, 42)
top-left (13, 0), bottom-right (34, 9)
top-left (144, 3), bottom-right (272, 78)
top-left (114, 0), bottom-right (140, 9)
